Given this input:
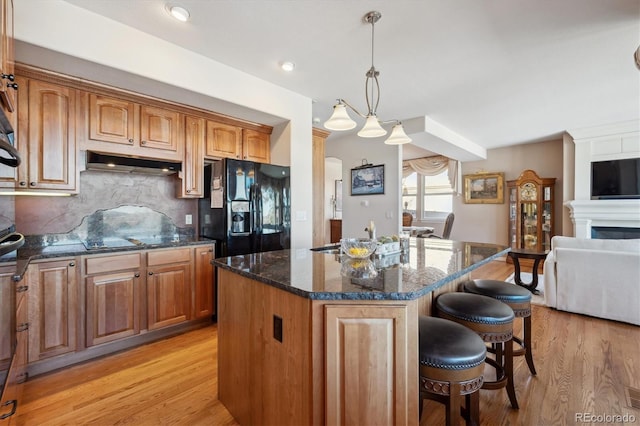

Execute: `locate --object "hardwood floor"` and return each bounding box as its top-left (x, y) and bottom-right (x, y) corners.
top-left (15, 259), bottom-right (640, 425)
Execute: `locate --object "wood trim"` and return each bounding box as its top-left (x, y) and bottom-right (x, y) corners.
top-left (15, 63), bottom-right (273, 135)
top-left (312, 127), bottom-right (329, 248)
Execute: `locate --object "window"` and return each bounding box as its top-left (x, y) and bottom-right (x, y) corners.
top-left (402, 169), bottom-right (453, 220)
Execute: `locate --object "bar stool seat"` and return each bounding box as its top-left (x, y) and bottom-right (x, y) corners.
top-left (435, 292), bottom-right (519, 409)
top-left (463, 279), bottom-right (536, 375)
top-left (419, 316), bottom-right (487, 426)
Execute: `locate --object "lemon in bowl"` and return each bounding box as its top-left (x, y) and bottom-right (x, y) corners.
top-left (341, 238), bottom-right (378, 259)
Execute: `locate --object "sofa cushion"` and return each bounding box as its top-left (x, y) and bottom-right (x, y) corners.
top-left (551, 236), bottom-right (640, 253)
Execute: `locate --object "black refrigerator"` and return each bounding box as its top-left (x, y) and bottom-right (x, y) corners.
top-left (198, 159), bottom-right (291, 257)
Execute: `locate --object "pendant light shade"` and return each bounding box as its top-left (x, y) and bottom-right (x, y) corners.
top-left (384, 123), bottom-right (411, 145)
top-left (324, 11), bottom-right (412, 145)
top-left (357, 115), bottom-right (387, 138)
top-left (324, 103), bottom-right (357, 131)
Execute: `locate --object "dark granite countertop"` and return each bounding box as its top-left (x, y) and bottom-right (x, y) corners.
top-left (214, 238), bottom-right (509, 300)
top-left (0, 234), bottom-right (215, 282)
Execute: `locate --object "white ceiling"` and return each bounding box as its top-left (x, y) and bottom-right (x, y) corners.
top-left (61, 0), bottom-right (639, 154)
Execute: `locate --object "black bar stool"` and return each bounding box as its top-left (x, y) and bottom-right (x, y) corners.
top-left (463, 279), bottom-right (536, 375)
top-left (435, 292), bottom-right (519, 409)
top-left (419, 316), bottom-right (487, 426)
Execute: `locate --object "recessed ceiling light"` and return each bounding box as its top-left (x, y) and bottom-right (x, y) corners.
top-left (166, 4), bottom-right (190, 22)
top-left (281, 61), bottom-right (295, 72)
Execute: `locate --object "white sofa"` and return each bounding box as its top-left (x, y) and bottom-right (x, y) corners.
top-left (544, 236), bottom-right (640, 326)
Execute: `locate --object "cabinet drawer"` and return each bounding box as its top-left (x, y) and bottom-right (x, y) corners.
top-left (147, 248), bottom-right (191, 266)
top-left (85, 253), bottom-right (142, 275)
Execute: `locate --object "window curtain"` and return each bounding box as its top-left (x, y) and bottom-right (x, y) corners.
top-left (402, 155), bottom-right (460, 193)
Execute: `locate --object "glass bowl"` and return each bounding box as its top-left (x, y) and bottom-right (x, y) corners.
top-left (341, 238), bottom-right (378, 258)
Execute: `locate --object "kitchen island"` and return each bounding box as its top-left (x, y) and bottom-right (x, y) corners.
top-left (214, 238), bottom-right (509, 426)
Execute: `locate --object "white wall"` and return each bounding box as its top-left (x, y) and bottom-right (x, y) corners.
top-left (15, 0), bottom-right (314, 249)
top-left (457, 139), bottom-right (564, 245)
top-left (326, 135), bottom-right (402, 239)
top-left (324, 157), bottom-right (342, 243)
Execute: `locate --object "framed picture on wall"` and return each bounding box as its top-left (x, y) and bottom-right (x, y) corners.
top-left (463, 172), bottom-right (504, 204)
top-left (351, 164), bottom-right (384, 195)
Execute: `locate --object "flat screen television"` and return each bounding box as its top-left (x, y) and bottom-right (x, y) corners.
top-left (591, 158), bottom-right (640, 199)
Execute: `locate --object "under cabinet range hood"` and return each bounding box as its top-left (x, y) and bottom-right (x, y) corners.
top-left (85, 151), bottom-right (181, 176)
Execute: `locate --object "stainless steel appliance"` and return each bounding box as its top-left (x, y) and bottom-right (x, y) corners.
top-left (199, 159), bottom-right (290, 257)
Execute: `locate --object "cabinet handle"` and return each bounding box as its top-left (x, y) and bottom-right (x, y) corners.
top-left (148, 272), bottom-right (153, 276)
top-left (16, 323), bottom-right (29, 332)
top-left (134, 273), bottom-right (140, 278)
top-left (16, 372), bottom-right (28, 384)
top-left (6, 83), bottom-right (18, 90)
top-left (0, 400), bottom-right (17, 420)
top-left (69, 262), bottom-right (75, 267)
top-left (208, 249), bottom-right (213, 252)
top-left (19, 181), bottom-right (26, 187)
top-left (16, 285), bottom-right (28, 293)
top-left (1, 73), bottom-right (15, 81)
top-left (29, 182), bottom-right (36, 187)
top-left (186, 189), bottom-right (191, 193)
top-left (141, 140), bottom-right (146, 145)
top-left (128, 138), bottom-right (134, 144)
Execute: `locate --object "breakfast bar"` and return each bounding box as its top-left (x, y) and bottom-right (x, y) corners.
top-left (214, 238), bottom-right (509, 425)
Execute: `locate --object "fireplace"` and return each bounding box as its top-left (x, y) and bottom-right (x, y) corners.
top-left (591, 226), bottom-right (640, 239)
top-left (566, 199), bottom-right (640, 239)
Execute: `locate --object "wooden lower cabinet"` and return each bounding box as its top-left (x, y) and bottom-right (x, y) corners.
top-left (193, 245), bottom-right (215, 319)
top-left (27, 259), bottom-right (77, 362)
top-left (146, 248), bottom-right (192, 330)
top-left (85, 270), bottom-right (141, 347)
top-left (84, 252), bottom-right (142, 347)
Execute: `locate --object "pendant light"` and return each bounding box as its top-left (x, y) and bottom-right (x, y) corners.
top-left (324, 11), bottom-right (411, 145)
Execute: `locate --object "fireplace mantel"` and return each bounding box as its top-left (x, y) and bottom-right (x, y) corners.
top-left (566, 199), bottom-right (640, 238)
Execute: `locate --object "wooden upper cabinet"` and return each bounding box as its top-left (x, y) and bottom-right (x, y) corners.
top-left (242, 129), bottom-right (270, 163)
top-left (83, 92), bottom-right (183, 161)
top-left (139, 105), bottom-right (182, 153)
top-left (205, 121), bottom-right (242, 159)
top-left (177, 115), bottom-right (204, 198)
top-left (0, 0), bottom-right (16, 116)
top-left (89, 94), bottom-right (136, 146)
top-left (18, 77), bottom-right (77, 193)
top-left (205, 122), bottom-right (270, 163)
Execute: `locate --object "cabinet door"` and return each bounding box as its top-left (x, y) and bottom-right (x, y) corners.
top-left (88, 93), bottom-right (137, 146)
top-left (147, 263), bottom-right (191, 330)
top-left (0, 265), bottom-right (15, 370)
top-left (178, 115), bottom-right (204, 198)
top-left (23, 79), bottom-right (77, 192)
top-left (0, 0), bottom-right (15, 115)
top-left (86, 270), bottom-right (141, 347)
top-left (242, 129), bottom-right (270, 163)
top-left (194, 245), bottom-right (214, 318)
top-left (205, 121), bottom-right (242, 159)
top-left (325, 304), bottom-right (415, 426)
top-left (27, 259), bottom-right (77, 362)
top-left (140, 105), bottom-right (181, 153)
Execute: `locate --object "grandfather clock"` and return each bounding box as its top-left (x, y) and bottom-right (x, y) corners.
top-left (507, 169), bottom-right (556, 253)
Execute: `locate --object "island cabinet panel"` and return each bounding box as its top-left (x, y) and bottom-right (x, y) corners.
top-left (324, 304), bottom-right (417, 426)
top-left (85, 271), bottom-right (141, 347)
top-left (217, 269), bottom-right (312, 426)
top-left (27, 259), bottom-right (78, 362)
